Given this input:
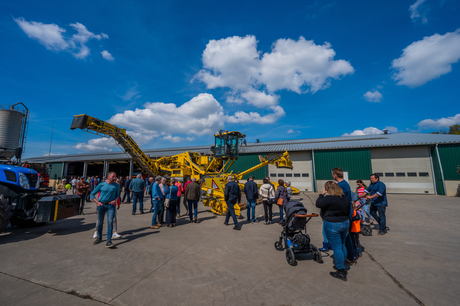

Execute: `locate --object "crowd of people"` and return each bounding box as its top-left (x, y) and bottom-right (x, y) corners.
top-left (61, 168), bottom-right (389, 283)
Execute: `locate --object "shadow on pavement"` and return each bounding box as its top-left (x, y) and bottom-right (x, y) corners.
top-left (113, 230), bottom-right (159, 247)
top-left (0, 218), bottom-right (95, 244)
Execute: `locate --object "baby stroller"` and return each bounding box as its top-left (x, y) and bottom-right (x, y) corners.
top-left (274, 201), bottom-right (322, 266)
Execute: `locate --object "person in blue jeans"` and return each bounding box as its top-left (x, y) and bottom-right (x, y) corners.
top-left (184, 178), bottom-right (201, 223)
top-left (224, 176), bottom-right (241, 230)
top-left (244, 176), bottom-right (258, 223)
top-left (275, 179), bottom-right (287, 223)
top-left (151, 177), bottom-right (164, 229)
top-left (129, 174), bottom-right (146, 215)
top-left (316, 180), bottom-right (351, 281)
top-left (332, 167), bottom-right (356, 263)
top-left (90, 171), bottom-right (120, 248)
top-left (364, 173), bottom-right (388, 235)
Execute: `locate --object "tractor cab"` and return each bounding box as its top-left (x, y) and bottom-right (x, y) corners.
top-left (213, 130), bottom-right (246, 159)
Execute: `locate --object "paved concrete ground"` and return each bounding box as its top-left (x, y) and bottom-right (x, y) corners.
top-left (1, 193), bottom-right (459, 306)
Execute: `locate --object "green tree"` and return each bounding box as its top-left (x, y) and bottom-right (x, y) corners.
top-left (448, 124), bottom-right (460, 135)
top-left (431, 124), bottom-right (460, 135)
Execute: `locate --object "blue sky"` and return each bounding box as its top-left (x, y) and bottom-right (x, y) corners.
top-left (1, 0), bottom-right (459, 158)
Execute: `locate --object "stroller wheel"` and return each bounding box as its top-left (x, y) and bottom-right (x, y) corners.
top-left (274, 240), bottom-right (283, 251)
top-left (286, 248), bottom-right (297, 266)
top-left (311, 245), bottom-right (323, 263)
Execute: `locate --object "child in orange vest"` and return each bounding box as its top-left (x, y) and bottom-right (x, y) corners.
top-left (351, 202), bottom-right (362, 258)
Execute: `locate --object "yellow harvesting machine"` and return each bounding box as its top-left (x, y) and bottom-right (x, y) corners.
top-left (70, 114), bottom-right (299, 216)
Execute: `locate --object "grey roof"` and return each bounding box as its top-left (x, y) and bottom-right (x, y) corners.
top-left (25, 133), bottom-right (460, 163)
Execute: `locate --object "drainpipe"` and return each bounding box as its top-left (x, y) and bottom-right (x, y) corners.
top-left (435, 144), bottom-right (447, 195)
top-left (311, 150), bottom-right (316, 193)
top-left (428, 147), bottom-right (437, 195)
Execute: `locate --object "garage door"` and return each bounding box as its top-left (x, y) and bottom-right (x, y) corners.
top-left (268, 152), bottom-right (312, 192)
top-left (371, 146), bottom-right (435, 194)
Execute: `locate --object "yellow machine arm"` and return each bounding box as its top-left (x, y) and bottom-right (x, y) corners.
top-left (70, 114), bottom-right (158, 177)
top-left (235, 151), bottom-right (293, 180)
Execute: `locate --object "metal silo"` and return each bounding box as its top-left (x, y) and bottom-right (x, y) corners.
top-left (0, 103), bottom-right (28, 160)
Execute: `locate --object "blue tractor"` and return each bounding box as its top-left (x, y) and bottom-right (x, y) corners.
top-left (0, 164), bottom-right (81, 232)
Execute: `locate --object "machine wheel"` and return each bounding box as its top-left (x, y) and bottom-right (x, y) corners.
top-left (311, 245), bottom-right (323, 263)
top-left (274, 240), bottom-right (283, 251)
top-left (286, 248), bottom-right (297, 266)
top-left (0, 196), bottom-right (13, 232)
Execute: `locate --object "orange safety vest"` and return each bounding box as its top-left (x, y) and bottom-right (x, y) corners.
top-left (351, 210), bottom-right (361, 233)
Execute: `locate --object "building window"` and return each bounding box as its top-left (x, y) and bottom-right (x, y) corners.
top-left (407, 172), bottom-right (417, 177)
top-left (294, 173), bottom-right (301, 177)
top-left (419, 172), bottom-right (429, 177)
top-left (270, 173), bottom-right (276, 177)
top-left (375, 173), bottom-right (384, 177)
top-left (396, 173), bottom-right (405, 177)
top-left (302, 173), bottom-right (309, 177)
top-left (278, 173), bottom-right (284, 177)
top-left (385, 173), bottom-right (394, 177)
top-left (286, 173), bottom-right (292, 177)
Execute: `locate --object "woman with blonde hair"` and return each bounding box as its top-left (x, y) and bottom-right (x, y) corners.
top-left (316, 181), bottom-right (350, 281)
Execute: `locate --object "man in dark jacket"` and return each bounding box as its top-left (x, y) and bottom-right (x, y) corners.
top-left (224, 176), bottom-right (241, 230)
top-left (185, 178), bottom-right (201, 223)
top-left (244, 176), bottom-right (258, 223)
top-left (122, 176), bottom-right (131, 203)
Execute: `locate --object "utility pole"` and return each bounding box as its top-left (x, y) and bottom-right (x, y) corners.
top-left (49, 116), bottom-right (55, 156)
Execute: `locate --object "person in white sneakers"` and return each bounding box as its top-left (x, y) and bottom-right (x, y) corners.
top-left (92, 190), bottom-right (122, 239)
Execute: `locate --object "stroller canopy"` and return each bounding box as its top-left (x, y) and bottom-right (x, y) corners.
top-left (284, 201), bottom-right (308, 232)
top-left (285, 201), bottom-right (307, 220)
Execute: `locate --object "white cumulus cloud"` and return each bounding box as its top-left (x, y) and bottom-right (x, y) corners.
top-left (343, 126), bottom-right (398, 136)
top-left (409, 0), bottom-right (428, 23)
top-left (75, 137), bottom-right (116, 152)
top-left (391, 29), bottom-right (460, 87)
top-left (74, 130), bottom-right (155, 152)
top-left (101, 50), bottom-right (114, 61)
top-left (74, 92), bottom-right (287, 152)
top-left (417, 114), bottom-right (460, 129)
top-left (14, 17), bottom-right (109, 59)
top-left (363, 90), bottom-right (383, 102)
top-left (194, 35), bottom-right (354, 108)
top-left (226, 106), bottom-right (285, 124)
top-left (109, 93), bottom-right (283, 135)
